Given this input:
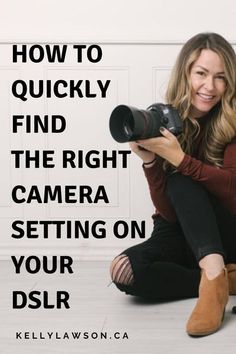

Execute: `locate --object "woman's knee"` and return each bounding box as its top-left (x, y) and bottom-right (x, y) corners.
top-left (110, 254), bottom-right (134, 286)
top-left (167, 173), bottom-right (189, 194)
top-left (167, 173), bottom-right (205, 204)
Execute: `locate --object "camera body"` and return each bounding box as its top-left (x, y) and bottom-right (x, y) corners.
top-left (109, 103), bottom-right (183, 143)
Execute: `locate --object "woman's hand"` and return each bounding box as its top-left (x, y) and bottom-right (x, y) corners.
top-left (136, 127), bottom-right (185, 167)
top-left (129, 142), bottom-right (156, 164)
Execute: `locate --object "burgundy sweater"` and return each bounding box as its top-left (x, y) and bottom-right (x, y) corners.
top-left (143, 122), bottom-right (236, 222)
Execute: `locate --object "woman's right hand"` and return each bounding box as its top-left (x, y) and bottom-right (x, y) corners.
top-left (129, 142), bottom-right (156, 164)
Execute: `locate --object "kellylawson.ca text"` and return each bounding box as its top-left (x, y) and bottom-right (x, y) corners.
top-left (15, 331), bottom-right (129, 340)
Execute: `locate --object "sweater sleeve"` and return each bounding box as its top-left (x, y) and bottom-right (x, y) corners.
top-left (177, 141), bottom-right (236, 212)
top-left (143, 159), bottom-right (177, 222)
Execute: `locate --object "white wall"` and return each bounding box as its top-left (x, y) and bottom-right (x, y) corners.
top-left (0, 0), bottom-right (235, 259)
top-left (0, 0), bottom-right (236, 43)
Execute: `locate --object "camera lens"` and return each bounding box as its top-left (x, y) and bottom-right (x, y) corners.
top-left (109, 103), bottom-right (182, 143)
top-left (123, 116), bottom-right (134, 138)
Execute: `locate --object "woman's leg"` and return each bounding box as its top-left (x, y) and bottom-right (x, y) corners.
top-left (208, 194), bottom-right (236, 264)
top-left (111, 172), bottom-right (233, 335)
top-left (166, 173), bottom-right (229, 336)
top-left (166, 173), bottom-right (226, 263)
top-left (167, 172), bottom-right (236, 280)
top-left (110, 215), bottom-right (201, 300)
top-left (208, 195), bottom-right (236, 294)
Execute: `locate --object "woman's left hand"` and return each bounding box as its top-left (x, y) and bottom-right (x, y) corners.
top-left (136, 127), bottom-right (185, 167)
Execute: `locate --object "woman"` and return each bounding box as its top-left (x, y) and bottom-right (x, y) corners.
top-left (110, 32), bottom-right (236, 337)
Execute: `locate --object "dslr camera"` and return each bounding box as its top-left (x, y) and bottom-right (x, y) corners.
top-left (109, 103), bottom-right (183, 143)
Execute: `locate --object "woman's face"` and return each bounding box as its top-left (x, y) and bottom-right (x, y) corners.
top-left (189, 49), bottom-right (226, 118)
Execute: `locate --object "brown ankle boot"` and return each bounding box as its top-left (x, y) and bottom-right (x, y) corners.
top-left (186, 269), bottom-right (229, 337)
top-left (226, 264), bottom-right (236, 295)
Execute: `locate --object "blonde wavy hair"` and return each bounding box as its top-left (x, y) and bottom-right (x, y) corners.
top-left (166, 32), bottom-right (236, 167)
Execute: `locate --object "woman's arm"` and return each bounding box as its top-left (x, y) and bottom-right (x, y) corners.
top-left (143, 158), bottom-right (177, 222)
top-left (129, 141), bottom-right (176, 220)
top-left (177, 141), bottom-right (236, 203)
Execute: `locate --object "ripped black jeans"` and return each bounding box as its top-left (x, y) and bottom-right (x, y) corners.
top-left (113, 173), bottom-right (236, 300)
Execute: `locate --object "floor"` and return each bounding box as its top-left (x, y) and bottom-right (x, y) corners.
top-left (0, 260), bottom-right (235, 354)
